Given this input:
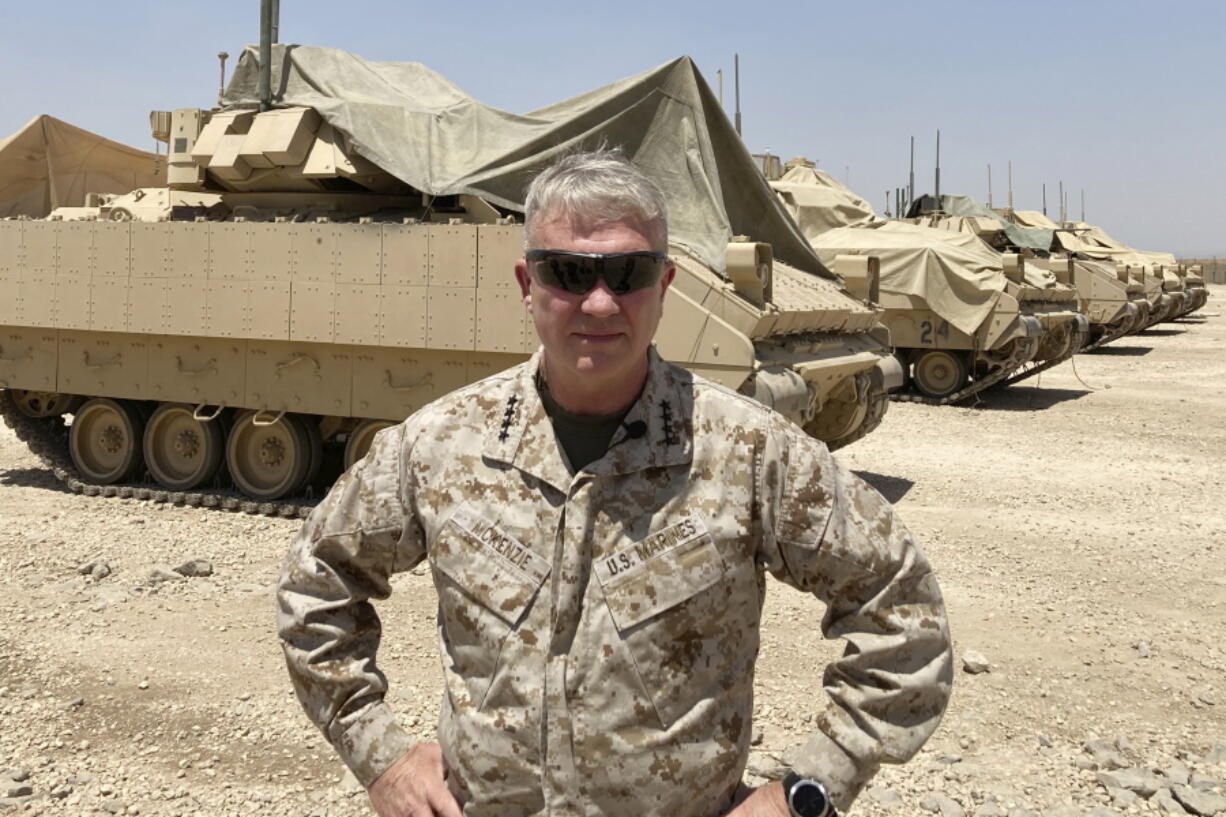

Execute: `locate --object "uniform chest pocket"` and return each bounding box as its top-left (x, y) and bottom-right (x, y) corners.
top-left (597, 516), bottom-right (735, 728)
top-left (430, 506), bottom-right (549, 711)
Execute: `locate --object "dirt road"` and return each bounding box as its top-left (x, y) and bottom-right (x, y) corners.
top-left (1, 295), bottom-right (1222, 816)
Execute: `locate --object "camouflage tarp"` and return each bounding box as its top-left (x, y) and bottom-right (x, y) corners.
top-left (908, 194), bottom-right (1054, 251)
top-left (0, 115), bottom-right (165, 218)
top-left (222, 45), bottom-right (828, 278)
top-left (770, 161), bottom-right (879, 239)
top-left (809, 220), bottom-right (1005, 336)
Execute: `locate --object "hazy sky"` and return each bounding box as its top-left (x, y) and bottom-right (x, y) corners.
top-left (4, 0), bottom-right (1223, 255)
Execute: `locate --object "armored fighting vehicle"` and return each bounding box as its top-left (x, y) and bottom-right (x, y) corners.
top-left (996, 209), bottom-right (1146, 349)
top-left (0, 48), bottom-right (898, 516)
top-left (769, 160), bottom-right (1052, 403)
top-left (1046, 218), bottom-right (1207, 324)
top-left (904, 196), bottom-right (1087, 375)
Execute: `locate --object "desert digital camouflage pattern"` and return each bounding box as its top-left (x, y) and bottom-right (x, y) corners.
top-left (277, 348), bottom-right (953, 816)
top-left (0, 53), bottom-right (900, 516)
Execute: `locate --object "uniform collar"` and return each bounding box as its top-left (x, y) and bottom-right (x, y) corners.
top-left (482, 346), bottom-right (693, 492)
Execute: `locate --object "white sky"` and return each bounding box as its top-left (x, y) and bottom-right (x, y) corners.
top-left (3, 0), bottom-right (1223, 256)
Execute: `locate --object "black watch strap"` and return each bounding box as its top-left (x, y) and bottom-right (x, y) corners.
top-left (782, 771), bottom-right (836, 817)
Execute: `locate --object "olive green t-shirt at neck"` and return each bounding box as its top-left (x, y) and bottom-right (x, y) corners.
top-left (538, 382), bottom-right (631, 473)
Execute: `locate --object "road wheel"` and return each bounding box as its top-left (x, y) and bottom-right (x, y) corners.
top-left (912, 350), bottom-right (969, 399)
top-left (344, 420), bottom-right (396, 471)
top-left (1036, 323), bottom-right (1074, 362)
top-left (10, 390), bottom-right (82, 418)
top-left (292, 414), bottom-right (324, 491)
top-left (143, 403), bottom-right (224, 491)
top-left (70, 398), bottom-right (146, 484)
top-left (226, 411), bottom-right (312, 500)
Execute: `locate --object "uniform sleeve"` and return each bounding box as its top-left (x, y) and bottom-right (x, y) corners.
top-left (759, 418), bottom-right (953, 811)
top-left (276, 422), bottom-right (428, 788)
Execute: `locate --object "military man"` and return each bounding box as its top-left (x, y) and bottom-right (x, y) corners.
top-left (277, 150), bottom-right (953, 817)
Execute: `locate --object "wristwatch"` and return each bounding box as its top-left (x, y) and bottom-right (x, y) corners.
top-left (782, 771), bottom-right (836, 817)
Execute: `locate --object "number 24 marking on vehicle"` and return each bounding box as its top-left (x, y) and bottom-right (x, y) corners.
top-left (920, 320), bottom-right (950, 344)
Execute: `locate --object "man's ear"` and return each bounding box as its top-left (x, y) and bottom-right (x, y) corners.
top-left (514, 259), bottom-right (532, 306)
top-left (659, 261), bottom-right (676, 299)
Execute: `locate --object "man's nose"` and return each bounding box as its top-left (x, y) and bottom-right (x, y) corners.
top-left (580, 279), bottom-right (621, 317)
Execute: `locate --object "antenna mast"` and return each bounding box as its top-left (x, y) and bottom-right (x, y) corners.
top-left (908, 136), bottom-right (915, 211)
top-left (1059, 181), bottom-right (1066, 223)
top-left (734, 54), bottom-right (742, 137)
top-left (216, 52), bottom-right (229, 107)
top-left (987, 164), bottom-right (993, 208)
top-left (1007, 161), bottom-right (1014, 210)
top-left (1042, 183), bottom-right (1047, 216)
top-left (717, 69), bottom-right (723, 106)
top-left (934, 129), bottom-right (941, 204)
top-left (1080, 189), bottom-right (1085, 222)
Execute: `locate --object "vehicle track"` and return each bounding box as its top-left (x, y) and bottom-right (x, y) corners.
top-left (0, 391), bottom-right (316, 520)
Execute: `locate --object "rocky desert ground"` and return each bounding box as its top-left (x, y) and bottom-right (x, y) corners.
top-left (0, 294), bottom-right (1222, 817)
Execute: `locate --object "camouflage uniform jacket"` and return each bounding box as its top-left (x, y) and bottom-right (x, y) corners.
top-left (277, 347), bottom-right (952, 817)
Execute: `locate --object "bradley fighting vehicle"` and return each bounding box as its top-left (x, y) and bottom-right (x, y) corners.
top-left (768, 158), bottom-right (1055, 404)
top-left (947, 204), bottom-right (1148, 350)
top-left (905, 195), bottom-right (1087, 380)
top-left (0, 48), bottom-right (899, 517)
top-left (1057, 221), bottom-right (1206, 323)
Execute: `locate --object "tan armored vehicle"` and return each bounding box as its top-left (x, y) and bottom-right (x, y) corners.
top-left (1057, 222), bottom-right (1205, 322)
top-left (980, 208), bottom-right (1145, 348)
top-left (0, 48), bottom-right (898, 514)
top-left (770, 160), bottom-right (1058, 402)
top-left (906, 196), bottom-right (1087, 370)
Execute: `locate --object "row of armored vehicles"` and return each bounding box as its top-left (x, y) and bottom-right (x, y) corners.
top-left (765, 157), bottom-right (1206, 401)
top-left (0, 47), bottom-right (1208, 512)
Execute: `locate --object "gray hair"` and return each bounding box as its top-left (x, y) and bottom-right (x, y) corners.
top-left (523, 148), bottom-right (669, 251)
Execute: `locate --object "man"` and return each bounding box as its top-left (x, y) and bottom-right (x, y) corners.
top-left (277, 150), bottom-right (952, 817)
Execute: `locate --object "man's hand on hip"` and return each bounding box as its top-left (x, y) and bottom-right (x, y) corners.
top-left (724, 781), bottom-right (792, 817)
top-left (368, 742), bottom-right (462, 817)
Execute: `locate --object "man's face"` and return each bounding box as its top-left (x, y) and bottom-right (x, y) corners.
top-left (515, 212), bottom-right (674, 412)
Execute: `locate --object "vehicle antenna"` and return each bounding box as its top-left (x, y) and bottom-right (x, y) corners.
top-left (1081, 189), bottom-right (1085, 222)
top-left (734, 54), bottom-right (742, 137)
top-left (934, 129), bottom-right (941, 205)
top-left (259, 0), bottom-right (274, 111)
top-left (1007, 160), bottom-right (1013, 211)
top-left (1042, 183), bottom-right (1047, 216)
top-left (717, 69), bottom-right (724, 106)
top-left (217, 52), bottom-right (229, 108)
top-left (987, 163), bottom-right (993, 208)
top-left (1059, 181), bottom-right (1066, 224)
top-left (908, 135), bottom-right (915, 207)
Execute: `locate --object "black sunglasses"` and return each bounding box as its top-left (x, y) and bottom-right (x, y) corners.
top-left (525, 249), bottom-right (668, 295)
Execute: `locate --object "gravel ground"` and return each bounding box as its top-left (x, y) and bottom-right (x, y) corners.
top-left (0, 293), bottom-right (1222, 816)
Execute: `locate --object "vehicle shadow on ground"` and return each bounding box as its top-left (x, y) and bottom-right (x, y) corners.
top-left (854, 471), bottom-right (915, 503)
top-left (0, 467), bottom-right (69, 493)
top-left (1086, 345), bottom-right (1152, 356)
top-left (967, 386), bottom-right (1091, 412)
top-left (1139, 328), bottom-right (1184, 337)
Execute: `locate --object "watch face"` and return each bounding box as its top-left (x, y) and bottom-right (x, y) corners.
top-left (790, 780), bottom-right (829, 817)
